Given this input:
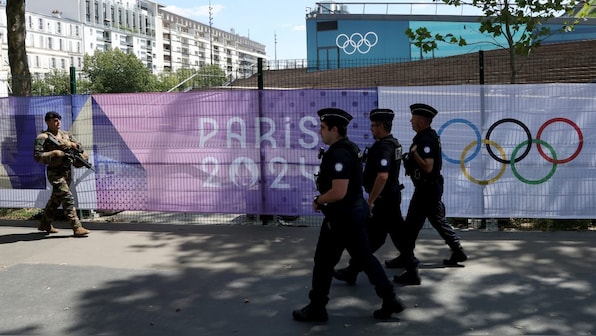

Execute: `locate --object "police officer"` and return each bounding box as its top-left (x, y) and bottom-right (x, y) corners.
top-left (33, 111), bottom-right (90, 237)
top-left (332, 108), bottom-right (406, 285)
top-left (392, 103), bottom-right (467, 286)
top-left (292, 108), bottom-right (405, 322)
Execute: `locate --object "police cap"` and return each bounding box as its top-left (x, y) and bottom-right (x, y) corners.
top-left (44, 111), bottom-right (62, 121)
top-left (317, 108), bottom-right (353, 126)
top-left (410, 103), bottom-right (438, 119)
top-left (369, 108), bottom-right (394, 122)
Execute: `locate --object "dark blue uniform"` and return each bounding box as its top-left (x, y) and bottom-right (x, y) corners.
top-left (336, 135), bottom-right (405, 279)
top-left (401, 127), bottom-right (464, 268)
top-left (310, 138), bottom-right (396, 305)
top-left (294, 107), bottom-right (405, 322)
top-left (363, 136), bottom-right (404, 254)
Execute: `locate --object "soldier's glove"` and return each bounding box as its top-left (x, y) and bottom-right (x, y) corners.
top-left (50, 150), bottom-right (65, 158)
top-left (60, 139), bottom-right (78, 150)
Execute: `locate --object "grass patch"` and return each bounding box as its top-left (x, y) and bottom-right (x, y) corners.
top-left (0, 208), bottom-right (43, 220)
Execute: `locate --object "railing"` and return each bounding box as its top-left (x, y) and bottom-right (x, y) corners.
top-left (308, 1), bottom-right (484, 17)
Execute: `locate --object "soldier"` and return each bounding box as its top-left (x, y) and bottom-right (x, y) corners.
top-left (292, 108), bottom-right (405, 322)
top-left (333, 108), bottom-right (406, 285)
top-left (392, 103), bottom-right (467, 286)
top-left (33, 111), bottom-right (90, 237)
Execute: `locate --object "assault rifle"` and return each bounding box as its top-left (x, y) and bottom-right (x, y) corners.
top-left (45, 134), bottom-right (94, 171)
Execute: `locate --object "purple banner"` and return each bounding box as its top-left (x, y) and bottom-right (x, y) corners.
top-left (93, 89), bottom-right (378, 215)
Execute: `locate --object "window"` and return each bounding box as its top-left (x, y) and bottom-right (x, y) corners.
top-left (38, 18), bottom-right (43, 30)
top-left (57, 22), bottom-right (62, 34)
top-left (317, 21), bottom-right (338, 31)
top-left (51, 58), bottom-right (56, 68)
top-left (48, 37), bottom-right (53, 49)
top-left (61, 59), bottom-right (66, 69)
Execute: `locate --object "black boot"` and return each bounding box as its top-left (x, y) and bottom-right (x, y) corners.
top-left (292, 303), bottom-right (328, 322)
top-left (384, 256), bottom-right (407, 268)
top-left (373, 297), bottom-right (406, 320)
top-left (443, 245), bottom-right (468, 266)
top-left (333, 266), bottom-right (358, 285)
top-left (393, 268), bottom-right (421, 286)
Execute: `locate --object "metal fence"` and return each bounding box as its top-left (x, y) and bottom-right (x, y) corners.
top-left (234, 40), bottom-right (596, 89)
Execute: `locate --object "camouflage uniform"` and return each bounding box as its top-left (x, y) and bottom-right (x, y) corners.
top-left (33, 129), bottom-right (86, 232)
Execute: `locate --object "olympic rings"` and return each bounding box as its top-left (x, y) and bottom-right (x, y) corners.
top-left (438, 118), bottom-right (482, 164)
top-left (438, 117), bottom-right (583, 185)
top-left (510, 139), bottom-right (557, 185)
top-left (536, 118), bottom-right (583, 164)
top-left (485, 118), bottom-right (532, 164)
top-left (460, 139), bottom-right (507, 185)
top-left (336, 32), bottom-right (378, 55)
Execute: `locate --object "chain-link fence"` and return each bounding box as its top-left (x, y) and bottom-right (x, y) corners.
top-left (233, 40), bottom-right (596, 89)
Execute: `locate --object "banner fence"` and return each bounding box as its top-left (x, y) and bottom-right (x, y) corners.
top-left (1, 84), bottom-right (595, 225)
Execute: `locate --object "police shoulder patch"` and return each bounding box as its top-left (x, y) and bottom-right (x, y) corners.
top-left (423, 146), bottom-right (431, 154)
top-left (334, 163), bottom-right (343, 172)
top-left (380, 159), bottom-right (388, 166)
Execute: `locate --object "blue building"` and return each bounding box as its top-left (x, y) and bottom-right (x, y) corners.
top-left (306, 1), bottom-right (596, 70)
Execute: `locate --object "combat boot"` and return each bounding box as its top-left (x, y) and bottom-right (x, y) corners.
top-left (384, 256), bottom-right (408, 268)
top-left (373, 297), bottom-right (406, 320)
top-left (73, 226), bottom-right (90, 237)
top-left (393, 268), bottom-right (421, 286)
top-left (333, 267), bottom-right (358, 285)
top-left (37, 222), bottom-right (59, 234)
top-left (443, 245), bottom-right (468, 266)
top-left (292, 303), bottom-right (328, 322)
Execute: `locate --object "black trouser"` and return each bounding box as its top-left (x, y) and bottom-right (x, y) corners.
top-left (309, 201), bottom-right (395, 306)
top-left (344, 195), bottom-right (404, 272)
top-left (401, 179), bottom-right (461, 269)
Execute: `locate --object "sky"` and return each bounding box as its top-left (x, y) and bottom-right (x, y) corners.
top-left (157, 0), bottom-right (318, 60)
top-left (157, 1), bottom-right (484, 61)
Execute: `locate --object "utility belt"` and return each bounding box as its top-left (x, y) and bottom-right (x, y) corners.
top-left (323, 197), bottom-right (366, 215)
top-left (373, 184), bottom-right (405, 202)
top-left (410, 172), bottom-right (442, 188)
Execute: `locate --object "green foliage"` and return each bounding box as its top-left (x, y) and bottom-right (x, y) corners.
top-left (405, 27), bottom-right (467, 54)
top-left (30, 70), bottom-right (93, 96)
top-left (406, 0), bottom-right (590, 83)
top-left (507, 218), bottom-right (594, 231)
top-left (155, 65), bottom-right (228, 92)
top-left (83, 48), bottom-right (156, 93)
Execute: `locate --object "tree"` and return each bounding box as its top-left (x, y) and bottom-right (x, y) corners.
top-left (406, 0), bottom-right (591, 83)
top-left (195, 65), bottom-right (228, 88)
top-left (155, 65), bottom-right (228, 92)
top-left (30, 70), bottom-right (92, 96)
top-left (83, 48), bottom-right (156, 93)
top-left (6, 0), bottom-right (31, 96)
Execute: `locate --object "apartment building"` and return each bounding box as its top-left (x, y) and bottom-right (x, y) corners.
top-left (160, 8), bottom-right (266, 78)
top-left (0, 0), bottom-right (266, 88)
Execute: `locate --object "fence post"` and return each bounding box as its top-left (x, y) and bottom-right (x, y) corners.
top-left (479, 50), bottom-right (485, 85)
top-left (69, 66), bottom-right (77, 94)
top-left (257, 58), bottom-right (264, 90)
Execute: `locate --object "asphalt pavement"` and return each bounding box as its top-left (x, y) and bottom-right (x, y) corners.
top-left (1, 217), bottom-right (595, 336)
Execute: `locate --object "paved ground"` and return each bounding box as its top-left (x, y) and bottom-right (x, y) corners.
top-left (1, 217), bottom-right (595, 336)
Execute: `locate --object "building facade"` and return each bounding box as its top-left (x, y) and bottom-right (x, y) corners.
top-left (159, 9), bottom-right (266, 78)
top-left (306, 1), bottom-right (596, 70)
top-left (0, 0), bottom-right (267, 94)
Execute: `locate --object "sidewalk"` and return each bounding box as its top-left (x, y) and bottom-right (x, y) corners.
top-left (1, 219), bottom-right (594, 336)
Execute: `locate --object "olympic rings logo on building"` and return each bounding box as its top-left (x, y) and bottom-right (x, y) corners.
top-left (437, 118), bottom-right (584, 185)
top-left (336, 32), bottom-right (378, 55)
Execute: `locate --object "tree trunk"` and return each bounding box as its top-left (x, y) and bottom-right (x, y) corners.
top-left (7, 0), bottom-right (31, 96)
